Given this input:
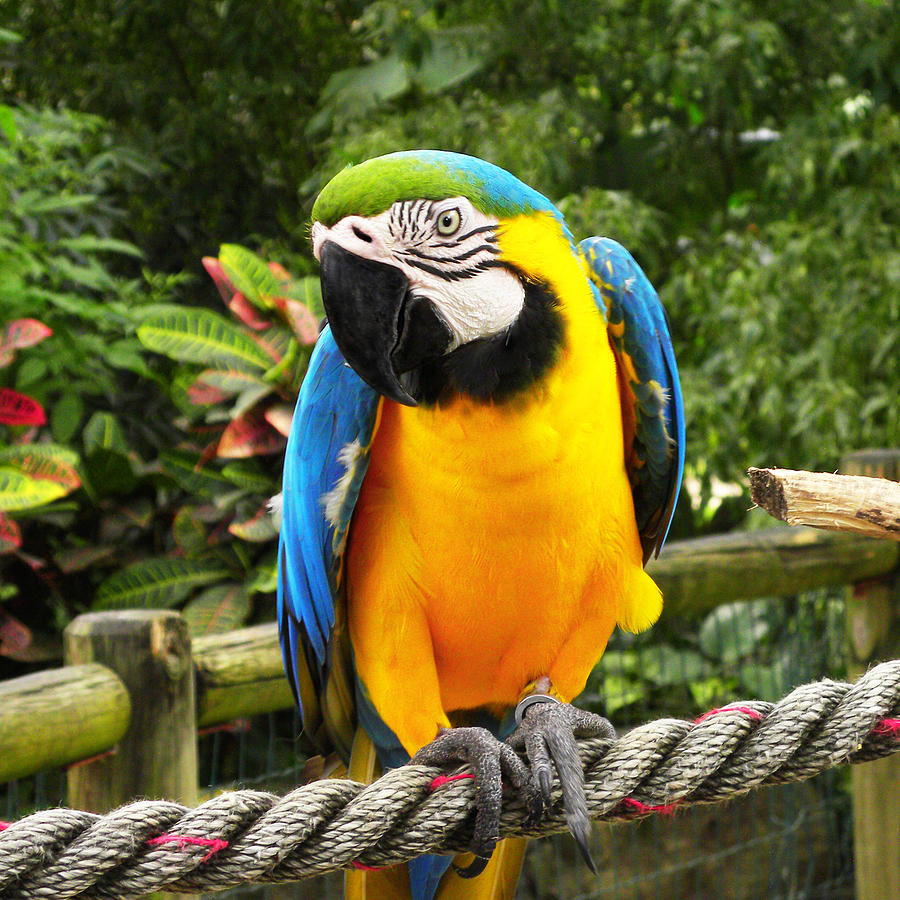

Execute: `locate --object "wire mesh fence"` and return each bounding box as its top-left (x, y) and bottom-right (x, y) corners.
top-left (0, 587), bottom-right (856, 898)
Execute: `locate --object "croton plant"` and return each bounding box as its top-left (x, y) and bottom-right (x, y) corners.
top-left (0, 247), bottom-right (320, 663)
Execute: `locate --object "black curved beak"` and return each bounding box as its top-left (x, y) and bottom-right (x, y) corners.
top-left (319, 241), bottom-right (454, 406)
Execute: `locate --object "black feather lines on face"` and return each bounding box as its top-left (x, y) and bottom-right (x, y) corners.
top-left (411, 276), bottom-right (563, 407)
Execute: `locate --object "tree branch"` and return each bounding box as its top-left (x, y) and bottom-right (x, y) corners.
top-left (748, 467), bottom-right (900, 541)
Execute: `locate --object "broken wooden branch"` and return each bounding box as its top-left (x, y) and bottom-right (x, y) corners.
top-left (748, 467), bottom-right (900, 541)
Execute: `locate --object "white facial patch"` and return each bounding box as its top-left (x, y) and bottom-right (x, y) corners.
top-left (312, 198), bottom-right (525, 348)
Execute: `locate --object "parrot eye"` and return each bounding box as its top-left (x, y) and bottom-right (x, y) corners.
top-left (436, 208), bottom-right (461, 236)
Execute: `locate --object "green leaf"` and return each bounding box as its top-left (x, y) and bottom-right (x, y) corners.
top-left (54, 544), bottom-right (115, 574)
top-left (137, 306), bottom-right (272, 371)
top-left (173, 506), bottom-right (209, 556)
top-left (83, 411), bottom-right (129, 456)
top-left (247, 555), bottom-right (277, 594)
top-left (699, 599), bottom-right (774, 663)
top-left (220, 461), bottom-right (275, 493)
top-left (0, 442), bottom-right (78, 468)
top-left (159, 450), bottom-right (234, 497)
top-left (83, 448), bottom-right (137, 495)
top-left (48, 255), bottom-right (116, 291)
top-left (218, 245), bottom-right (283, 307)
top-left (254, 326), bottom-right (293, 364)
top-left (15, 356), bottom-right (48, 388)
top-left (0, 105), bottom-right (17, 144)
top-left (688, 677), bottom-right (733, 712)
top-left (228, 504), bottom-right (279, 542)
top-left (228, 383), bottom-right (275, 420)
top-left (94, 557), bottom-right (230, 610)
top-left (182, 584), bottom-right (251, 636)
top-left (197, 368), bottom-right (269, 395)
top-left (287, 276), bottom-right (325, 319)
top-left (17, 193), bottom-right (98, 215)
top-left (640, 645), bottom-right (712, 686)
top-left (0, 467), bottom-right (69, 511)
top-left (310, 55), bottom-right (409, 132)
top-left (0, 444), bottom-right (80, 491)
top-left (596, 674), bottom-right (645, 716)
top-left (593, 649), bottom-right (641, 676)
top-left (0, 511), bottom-right (22, 553)
top-left (57, 236), bottom-right (143, 257)
top-left (415, 31), bottom-right (488, 94)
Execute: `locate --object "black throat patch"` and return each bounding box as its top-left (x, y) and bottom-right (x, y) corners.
top-left (404, 277), bottom-right (564, 406)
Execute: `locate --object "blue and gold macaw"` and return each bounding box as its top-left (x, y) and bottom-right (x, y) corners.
top-left (277, 151), bottom-right (684, 900)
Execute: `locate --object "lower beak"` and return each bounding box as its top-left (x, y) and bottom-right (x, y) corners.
top-left (319, 241), bottom-right (453, 406)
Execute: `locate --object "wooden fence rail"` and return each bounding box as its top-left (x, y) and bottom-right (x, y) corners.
top-left (2, 524), bottom-right (897, 787)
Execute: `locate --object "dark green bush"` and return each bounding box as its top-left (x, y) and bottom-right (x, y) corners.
top-left (0, 102), bottom-right (321, 668)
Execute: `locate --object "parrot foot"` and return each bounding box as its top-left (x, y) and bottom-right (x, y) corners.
top-left (410, 726), bottom-right (542, 878)
top-left (507, 691), bottom-right (615, 875)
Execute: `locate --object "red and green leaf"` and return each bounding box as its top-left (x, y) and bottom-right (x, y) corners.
top-left (202, 256), bottom-right (236, 304)
top-left (137, 306), bottom-right (273, 372)
top-left (0, 606), bottom-right (62, 662)
top-left (0, 444), bottom-right (81, 491)
top-left (54, 544), bottom-right (115, 573)
top-left (182, 583), bottom-right (251, 636)
top-left (4, 318), bottom-right (53, 350)
top-left (264, 403), bottom-right (294, 437)
top-left (186, 377), bottom-right (231, 406)
top-left (0, 512), bottom-right (22, 553)
top-left (252, 326), bottom-right (293, 364)
top-left (228, 503), bottom-right (279, 542)
top-left (0, 319), bottom-right (53, 366)
top-left (197, 368), bottom-right (269, 395)
top-left (173, 506), bottom-right (209, 556)
top-left (272, 296), bottom-right (319, 345)
top-left (0, 467), bottom-right (69, 511)
top-left (0, 389), bottom-right (46, 426)
top-left (268, 261), bottom-right (292, 285)
top-left (218, 244), bottom-right (283, 308)
top-left (217, 413), bottom-right (286, 459)
top-left (94, 557), bottom-right (230, 610)
top-left (228, 292), bottom-right (270, 331)
top-left (0, 609), bottom-right (33, 660)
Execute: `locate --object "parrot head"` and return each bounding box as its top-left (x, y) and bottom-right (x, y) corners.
top-left (311, 151), bottom-right (572, 407)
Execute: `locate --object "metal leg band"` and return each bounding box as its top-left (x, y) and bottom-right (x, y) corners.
top-left (514, 692), bottom-right (561, 726)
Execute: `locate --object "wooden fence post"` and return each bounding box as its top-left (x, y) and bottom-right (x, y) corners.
top-left (64, 610), bottom-right (198, 900)
top-left (843, 450), bottom-right (900, 900)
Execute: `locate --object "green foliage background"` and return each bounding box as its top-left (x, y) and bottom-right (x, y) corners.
top-left (0, 1), bottom-right (898, 665)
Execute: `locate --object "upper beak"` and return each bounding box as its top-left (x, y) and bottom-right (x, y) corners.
top-left (319, 241), bottom-right (454, 406)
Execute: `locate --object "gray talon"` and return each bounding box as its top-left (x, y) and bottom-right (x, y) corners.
top-left (453, 855), bottom-right (491, 879)
top-left (508, 700), bottom-right (614, 874)
top-left (411, 726), bottom-right (541, 875)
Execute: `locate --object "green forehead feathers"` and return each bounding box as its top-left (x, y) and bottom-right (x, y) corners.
top-left (312, 151), bottom-right (559, 226)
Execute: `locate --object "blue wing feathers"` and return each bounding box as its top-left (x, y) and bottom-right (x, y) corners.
top-left (580, 237), bottom-right (685, 559)
top-left (276, 327), bottom-right (380, 730)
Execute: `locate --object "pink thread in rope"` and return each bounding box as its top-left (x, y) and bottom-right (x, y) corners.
top-left (0, 821), bottom-right (9, 831)
top-left (429, 773), bottom-right (475, 791)
top-left (197, 718), bottom-right (251, 738)
top-left (620, 797), bottom-right (678, 817)
top-left (873, 718), bottom-right (900, 738)
top-left (695, 705), bottom-right (762, 724)
top-left (147, 833), bottom-right (228, 863)
top-left (65, 747), bottom-right (117, 770)
top-left (352, 861), bottom-right (386, 871)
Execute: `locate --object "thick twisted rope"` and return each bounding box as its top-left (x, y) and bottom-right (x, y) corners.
top-left (3, 660), bottom-right (900, 899)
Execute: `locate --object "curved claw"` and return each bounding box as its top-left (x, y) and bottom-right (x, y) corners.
top-left (453, 854), bottom-right (491, 879)
top-left (508, 701), bottom-right (614, 874)
top-left (411, 726), bottom-right (540, 874)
